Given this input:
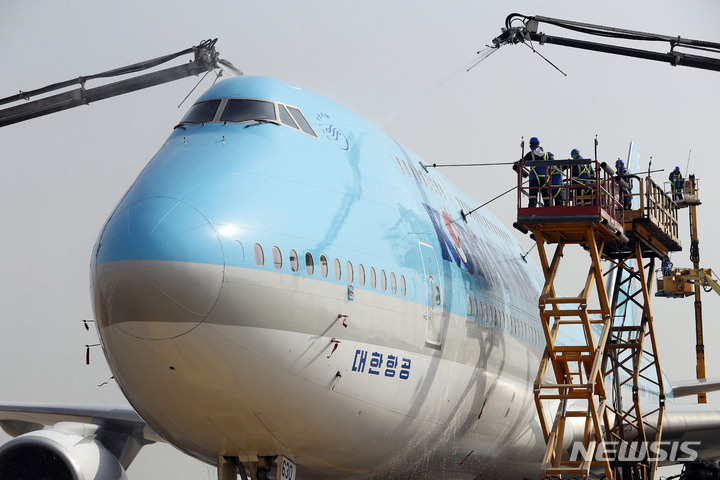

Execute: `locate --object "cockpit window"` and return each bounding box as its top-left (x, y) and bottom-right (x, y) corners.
top-left (220, 99), bottom-right (276, 123)
top-left (287, 106), bottom-right (317, 137)
top-left (179, 97), bottom-right (317, 138)
top-left (278, 104), bottom-right (299, 129)
top-left (180, 100), bottom-right (221, 124)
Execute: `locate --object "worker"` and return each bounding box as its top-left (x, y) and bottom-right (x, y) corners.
top-left (615, 159), bottom-right (632, 210)
top-left (662, 254), bottom-right (673, 276)
top-left (516, 137), bottom-right (548, 207)
top-left (547, 151), bottom-right (564, 206)
top-left (669, 166), bottom-right (684, 201)
top-left (570, 148), bottom-right (594, 205)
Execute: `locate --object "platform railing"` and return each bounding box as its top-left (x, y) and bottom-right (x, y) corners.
top-left (516, 157), bottom-right (624, 229)
top-left (641, 177), bottom-right (679, 240)
top-left (664, 177), bottom-right (701, 205)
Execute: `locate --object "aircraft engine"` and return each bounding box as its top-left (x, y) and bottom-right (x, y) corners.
top-left (0, 422), bottom-right (127, 480)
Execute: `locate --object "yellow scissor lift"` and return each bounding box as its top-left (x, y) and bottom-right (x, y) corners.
top-left (656, 176), bottom-right (720, 404)
top-left (514, 154), bottom-right (681, 480)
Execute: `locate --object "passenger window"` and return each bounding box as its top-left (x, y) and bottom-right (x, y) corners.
top-left (305, 252), bottom-right (314, 276)
top-left (272, 246), bottom-right (282, 270)
top-left (220, 99), bottom-right (277, 123)
top-left (333, 258), bottom-right (341, 281)
top-left (181, 100), bottom-right (221, 124)
top-left (390, 272), bottom-right (397, 294)
top-left (358, 264), bottom-right (366, 287)
top-left (287, 106), bottom-right (317, 137)
top-left (400, 275), bottom-right (406, 296)
top-left (474, 299), bottom-right (479, 319)
top-left (289, 249), bottom-right (299, 273)
top-left (468, 297), bottom-right (473, 316)
top-left (320, 255), bottom-right (328, 278)
top-left (346, 261), bottom-right (354, 284)
top-left (380, 269), bottom-right (387, 291)
top-left (369, 267), bottom-right (377, 289)
top-left (278, 104), bottom-right (299, 129)
top-left (253, 243), bottom-right (264, 267)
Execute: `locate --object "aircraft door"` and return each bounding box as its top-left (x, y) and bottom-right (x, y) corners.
top-left (419, 242), bottom-right (443, 348)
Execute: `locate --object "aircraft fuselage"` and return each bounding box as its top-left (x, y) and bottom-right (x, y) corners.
top-left (91, 76), bottom-right (549, 479)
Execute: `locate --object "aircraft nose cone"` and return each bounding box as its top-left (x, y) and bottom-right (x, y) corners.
top-left (93, 197), bottom-right (224, 340)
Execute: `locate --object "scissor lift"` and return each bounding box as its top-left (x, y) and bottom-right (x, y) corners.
top-left (514, 155), bottom-right (681, 480)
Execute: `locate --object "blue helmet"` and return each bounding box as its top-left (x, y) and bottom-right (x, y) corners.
top-left (616, 158), bottom-right (624, 168)
top-left (674, 166), bottom-right (680, 171)
top-left (571, 148), bottom-right (580, 158)
top-left (529, 137), bottom-right (540, 146)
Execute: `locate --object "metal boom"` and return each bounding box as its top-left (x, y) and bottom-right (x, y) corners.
top-left (491, 14), bottom-right (720, 72)
top-left (0, 38), bottom-right (241, 128)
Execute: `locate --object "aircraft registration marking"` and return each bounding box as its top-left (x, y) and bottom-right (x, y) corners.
top-left (278, 456), bottom-right (296, 480)
top-left (351, 349), bottom-right (411, 379)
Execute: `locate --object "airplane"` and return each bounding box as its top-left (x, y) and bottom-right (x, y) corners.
top-left (1, 74), bottom-right (720, 480)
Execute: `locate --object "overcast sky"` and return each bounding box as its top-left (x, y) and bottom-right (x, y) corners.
top-left (1, 1), bottom-right (719, 478)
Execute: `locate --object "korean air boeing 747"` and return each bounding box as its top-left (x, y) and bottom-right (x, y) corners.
top-left (1, 76), bottom-right (720, 479)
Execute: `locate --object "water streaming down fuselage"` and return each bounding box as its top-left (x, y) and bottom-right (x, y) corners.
top-left (91, 75), bottom-right (552, 478)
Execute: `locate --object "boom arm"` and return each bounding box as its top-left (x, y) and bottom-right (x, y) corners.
top-left (679, 269), bottom-right (720, 296)
top-left (490, 14), bottom-right (720, 72)
top-left (0, 38), bottom-right (241, 127)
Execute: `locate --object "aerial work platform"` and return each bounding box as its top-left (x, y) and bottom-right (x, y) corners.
top-left (656, 268), bottom-right (720, 298)
top-left (621, 176), bottom-right (682, 259)
top-left (653, 175), bottom-right (719, 404)
top-left (515, 158), bottom-right (682, 259)
top-left (515, 157), bottom-right (626, 244)
top-left (514, 155), bottom-right (680, 480)
top-left (665, 176), bottom-right (702, 208)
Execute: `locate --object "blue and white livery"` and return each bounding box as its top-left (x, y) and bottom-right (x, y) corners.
top-left (2, 76), bottom-right (720, 479)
